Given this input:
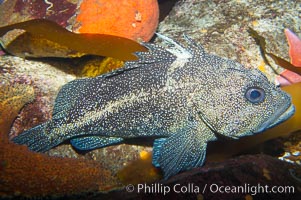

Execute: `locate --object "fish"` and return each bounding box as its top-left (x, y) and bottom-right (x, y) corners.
top-left (12, 34), bottom-right (295, 179)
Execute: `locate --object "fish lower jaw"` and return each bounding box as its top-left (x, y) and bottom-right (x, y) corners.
top-left (253, 104), bottom-right (295, 134)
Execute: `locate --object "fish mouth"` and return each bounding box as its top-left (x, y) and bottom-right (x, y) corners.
top-left (253, 104), bottom-right (295, 134)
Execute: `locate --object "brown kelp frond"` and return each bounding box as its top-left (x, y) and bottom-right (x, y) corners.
top-left (0, 19), bottom-right (147, 61)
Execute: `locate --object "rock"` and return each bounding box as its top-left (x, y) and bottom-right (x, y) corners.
top-left (0, 56), bottom-right (76, 139)
top-left (63, 154), bottom-right (301, 200)
top-left (156, 0), bottom-right (301, 81)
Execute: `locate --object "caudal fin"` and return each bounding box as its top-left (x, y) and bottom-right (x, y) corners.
top-left (12, 122), bottom-right (60, 152)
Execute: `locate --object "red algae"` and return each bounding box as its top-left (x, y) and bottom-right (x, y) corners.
top-left (276, 29), bottom-right (301, 85)
top-left (13, 0), bottom-right (77, 27)
top-left (277, 69), bottom-right (301, 86)
top-left (285, 29), bottom-right (301, 67)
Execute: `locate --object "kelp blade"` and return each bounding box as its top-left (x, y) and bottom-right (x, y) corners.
top-left (0, 19), bottom-right (147, 60)
top-left (248, 27), bottom-right (301, 76)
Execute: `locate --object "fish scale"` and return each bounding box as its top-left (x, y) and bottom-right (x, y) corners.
top-left (13, 34), bottom-right (295, 179)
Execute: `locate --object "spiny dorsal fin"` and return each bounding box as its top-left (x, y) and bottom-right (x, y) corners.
top-left (156, 33), bottom-right (206, 59)
top-left (100, 34), bottom-right (207, 79)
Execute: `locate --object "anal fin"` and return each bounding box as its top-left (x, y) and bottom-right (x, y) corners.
top-left (70, 136), bottom-right (123, 151)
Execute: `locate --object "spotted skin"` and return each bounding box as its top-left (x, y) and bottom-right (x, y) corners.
top-left (13, 35), bottom-right (295, 179)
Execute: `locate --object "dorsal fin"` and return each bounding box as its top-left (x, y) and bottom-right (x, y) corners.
top-left (156, 33), bottom-right (206, 58)
top-left (102, 38), bottom-right (177, 78)
top-left (182, 34), bottom-right (206, 57)
top-left (99, 34), bottom-right (208, 79)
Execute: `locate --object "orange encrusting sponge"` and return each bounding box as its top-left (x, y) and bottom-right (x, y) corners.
top-left (76, 0), bottom-right (159, 42)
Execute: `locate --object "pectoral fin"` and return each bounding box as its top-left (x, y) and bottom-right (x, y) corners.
top-left (70, 136), bottom-right (123, 150)
top-left (152, 124), bottom-right (208, 179)
top-left (152, 138), bottom-right (167, 167)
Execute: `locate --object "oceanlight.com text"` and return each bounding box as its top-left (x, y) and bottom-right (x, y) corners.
top-left (125, 183), bottom-right (295, 196)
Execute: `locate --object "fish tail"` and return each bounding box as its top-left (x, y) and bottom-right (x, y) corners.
top-left (12, 121), bottom-right (59, 152)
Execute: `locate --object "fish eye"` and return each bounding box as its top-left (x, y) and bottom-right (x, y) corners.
top-left (245, 87), bottom-right (265, 104)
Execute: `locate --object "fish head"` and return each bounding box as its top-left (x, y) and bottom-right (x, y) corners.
top-left (195, 58), bottom-right (295, 139)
